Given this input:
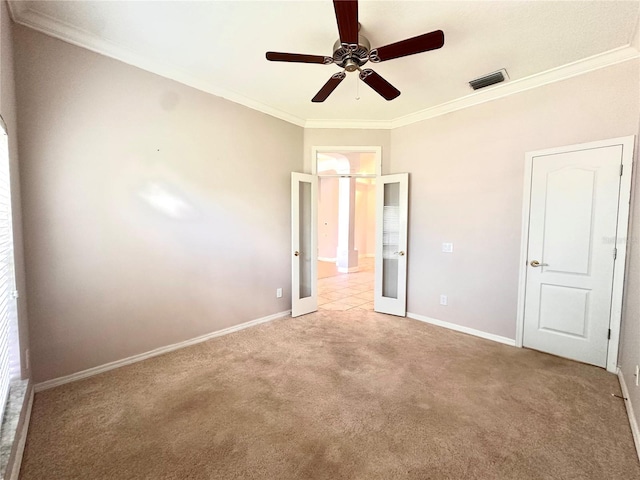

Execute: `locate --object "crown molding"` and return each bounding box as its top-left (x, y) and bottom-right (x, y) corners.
top-left (8, 2), bottom-right (306, 128)
top-left (6, 1), bottom-right (27, 23)
top-left (632, 11), bottom-right (640, 51)
top-left (9, 2), bottom-right (640, 131)
top-left (389, 45), bottom-right (640, 129)
top-left (304, 119), bottom-right (392, 129)
top-left (302, 44), bottom-right (640, 130)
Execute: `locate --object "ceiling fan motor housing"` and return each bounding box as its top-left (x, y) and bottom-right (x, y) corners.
top-left (333, 34), bottom-right (371, 71)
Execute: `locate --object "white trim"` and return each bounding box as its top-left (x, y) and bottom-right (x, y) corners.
top-left (515, 150), bottom-right (534, 349)
top-left (9, 3), bottom-right (638, 130)
top-left (407, 312), bottom-right (516, 347)
top-left (6, 1), bottom-right (27, 22)
top-left (34, 310), bottom-right (291, 392)
top-left (631, 11), bottom-right (640, 51)
top-left (516, 136), bottom-right (635, 373)
top-left (608, 136), bottom-right (635, 372)
top-left (311, 146), bottom-right (382, 176)
top-left (8, 386), bottom-right (33, 480)
top-left (8, 3), bottom-right (306, 128)
top-left (305, 46), bottom-right (639, 129)
top-left (618, 368), bottom-right (640, 462)
top-left (303, 46), bottom-right (640, 129)
top-left (305, 119), bottom-right (392, 130)
top-left (389, 46), bottom-right (639, 129)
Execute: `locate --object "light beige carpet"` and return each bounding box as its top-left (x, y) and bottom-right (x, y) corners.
top-left (20, 311), bottom-right (639, 479)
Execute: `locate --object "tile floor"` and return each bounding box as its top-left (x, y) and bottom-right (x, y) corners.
top-left (317, 257), bottom-right (375, 311)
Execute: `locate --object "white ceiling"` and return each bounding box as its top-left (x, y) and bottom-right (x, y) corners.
top-left (9, 1), bottom-right (640, 127)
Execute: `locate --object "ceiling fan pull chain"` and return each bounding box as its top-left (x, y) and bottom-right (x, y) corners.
top-left (356, 75), bottom-right (360, 100)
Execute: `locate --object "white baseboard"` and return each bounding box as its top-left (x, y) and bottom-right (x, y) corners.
top-left (34, 310), bottom-right (291, 392)
top-left (618, 368), bottom-right (640, 462)
top-left (407, 312), bottom-right (517, 347)
top-left (9, 385), bottom-right (33, 480)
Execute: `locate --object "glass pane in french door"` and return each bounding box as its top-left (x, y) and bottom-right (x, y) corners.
top-left (298, 181), bottom-right (312, 299)
top-left (382, 182), bottom-right (400, 299)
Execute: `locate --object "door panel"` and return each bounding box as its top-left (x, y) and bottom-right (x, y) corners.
top-left (291, 173), bottom-right (317, 317)
top-left (523, 146), bottom-right (622, 367)
top-left (543, 168), bottom-right (595, 275)
top-left (375, 174), bottom-right (408, 316)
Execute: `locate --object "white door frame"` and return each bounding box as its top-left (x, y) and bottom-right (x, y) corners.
top-left (515, 136), bottom-right (635, 373)
top-left (311, 146), bottom-right (382, 268)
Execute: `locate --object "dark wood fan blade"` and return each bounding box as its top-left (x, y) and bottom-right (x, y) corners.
top-left (266, 52), bottom-right (333, 64)
top-left (370, 30), bottom-right (444, 63)
top-left (359, 69), bottom-right (400, 100)
top-left (333, 0), bottom-right (358, 47)
top-left (312, 72), bottom-right (346, 102)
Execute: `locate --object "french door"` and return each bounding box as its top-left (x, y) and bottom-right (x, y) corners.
top-left (374, 174), bottom-right (409, 316)
top-left (291, 172), bottom-right (409, 318)
top-left (291, 173), bottom-right (318, 317)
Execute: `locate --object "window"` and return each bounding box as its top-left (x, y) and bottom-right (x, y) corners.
top-left (0, 116), bottom-right (20, 422)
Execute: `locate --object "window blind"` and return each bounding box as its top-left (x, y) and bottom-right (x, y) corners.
top-left (0, 121), bottom-right (18, 422)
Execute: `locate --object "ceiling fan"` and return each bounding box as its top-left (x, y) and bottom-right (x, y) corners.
top-left (266, 0), bottom-right (444, 102)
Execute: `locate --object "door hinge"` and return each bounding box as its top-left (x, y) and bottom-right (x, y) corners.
top-left (620, 164), bottom-right (624, 176)
top-left (613, 247), bottom-right (617, 260)
top-left (10, 290), bottom-right (18, 299)
top-left (608, 329), bottom-right (611, 340)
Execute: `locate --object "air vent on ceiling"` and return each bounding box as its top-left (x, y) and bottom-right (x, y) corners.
top-left (469, 69), bottom-right (509, 90)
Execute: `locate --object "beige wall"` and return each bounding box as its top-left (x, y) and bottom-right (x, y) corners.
top-left (0, 1), bottom-right (30, 379)
top-left (619, 117), bottom-right (640, 435)
top-left (391, 59), bottom-right (640, 339)
top-left (14, 26), bottom-right (303, 382)
top-left (10, 13), bottom-right (640, 411)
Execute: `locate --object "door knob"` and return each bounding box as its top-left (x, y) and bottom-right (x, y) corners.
top-left (530, 260), bottom-right (548, 267)
top-left (394, 251), bottom-right (405, 256)
top-left (294, 251), bottom-right (300, 257)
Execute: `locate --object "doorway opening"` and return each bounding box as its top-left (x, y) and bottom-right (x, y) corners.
top-left (292, 146), bottom-right (407, 318)
top-left (314, 149), bottom-right (377, 312)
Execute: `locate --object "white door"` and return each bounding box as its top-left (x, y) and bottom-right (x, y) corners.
top-left (291, 173), bottom-right (318, 317)
top-left (374, 173), bottom-right (409, 316)
top-left (523, 144), bottom-right (624, 367)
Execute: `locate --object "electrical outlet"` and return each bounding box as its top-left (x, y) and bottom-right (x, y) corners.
top-left (276, 288), bottom-right (283, 298)
top-left (635, 365), bottom-right (639, 387)
top-left (442, 243), bottom-right (454, 253)
top-left (440, 294), bottom-right (448, 306)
